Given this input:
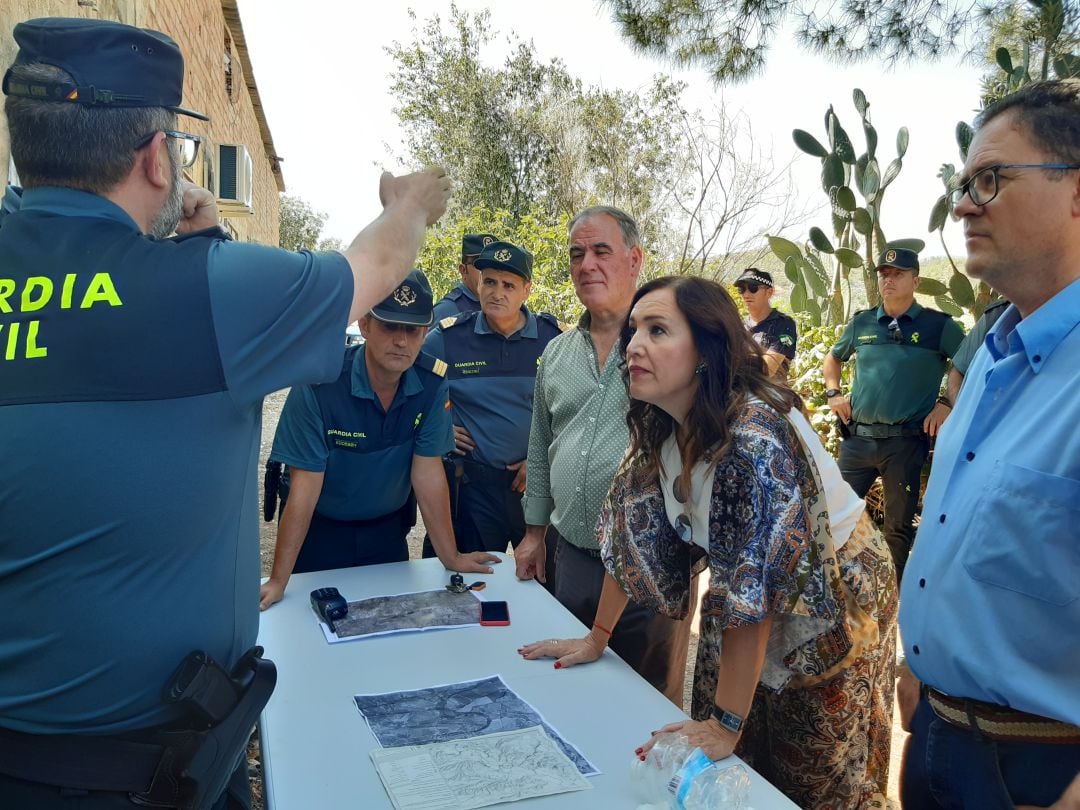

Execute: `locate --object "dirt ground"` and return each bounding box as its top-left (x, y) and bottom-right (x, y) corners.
top-left (250, 389), bottom-right (907, 808)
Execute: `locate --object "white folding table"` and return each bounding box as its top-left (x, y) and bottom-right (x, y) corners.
top-left (256, 553), bottom-right (796, 808)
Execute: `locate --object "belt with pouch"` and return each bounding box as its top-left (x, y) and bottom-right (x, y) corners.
top-left (851, 421), bottom-right (924, 439)
top-left (926, 686), bottom-right (1080, 744)
top-left (0, 647), bottom-right (276, 809)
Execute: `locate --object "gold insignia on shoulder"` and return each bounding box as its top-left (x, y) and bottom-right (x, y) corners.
top-left (494, 248), bottom-right (512, 262)
top-left (482, 236), bottom-right (494, 246)
top-left (432, 358), bottom-right (448, 377)
top-left (440, 316), bottom-right (458, 329)
top-left (394, 285), bottom-right (417, 307)
top-left (885, 249), bottom-right (897, 263)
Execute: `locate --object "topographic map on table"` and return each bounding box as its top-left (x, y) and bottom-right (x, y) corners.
top-left (354, 675), bottom-right (599, 776)
top-left (369, 725), bottom-right (592, 810)
top-left (320, 589), bottom-right (480, 643)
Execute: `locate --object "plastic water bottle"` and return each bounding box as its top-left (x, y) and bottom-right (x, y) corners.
top-left (681, 761), bottom-right (753, 809)
top-left (629, 732), bottom-right (695, 806)
top-left (628, 731), bottom-right (753, 809)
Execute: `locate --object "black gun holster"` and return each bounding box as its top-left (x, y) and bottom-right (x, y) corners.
top-left (0, 648), bottom-right (275, 810)
top-left (263, 460), bottom-right (282, 522)
top-left (133, 647), bottom-right (277, 809)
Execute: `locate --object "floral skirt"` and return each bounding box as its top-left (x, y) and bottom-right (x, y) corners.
top-left (691, 513), bottom-right (898, 810)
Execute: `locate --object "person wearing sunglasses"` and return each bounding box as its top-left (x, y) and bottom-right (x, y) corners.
top-left (0, 17), bottom-right (451, 809)
top-left (822, 246), bottom-right (964, 583)
top-left (521, 276), bottom-right (897, 809)
top-left (899, 79), bottom-right (1080, 810)
top-left (733, 268), bottom-right (797, 377)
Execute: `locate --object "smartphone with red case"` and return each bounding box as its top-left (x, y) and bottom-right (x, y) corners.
top-left (479, 600), bottom-right (510, 626)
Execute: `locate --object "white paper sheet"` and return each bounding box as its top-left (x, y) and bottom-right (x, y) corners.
top-left (369, 726), bottom-right (592, 810)
top-left (354, 674), bottom-right (599, 776)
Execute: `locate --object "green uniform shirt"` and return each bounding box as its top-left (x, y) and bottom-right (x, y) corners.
top-left (522, 312), bottom-right (629, 550)
top-left (831, 302), bottom-right (964, 425)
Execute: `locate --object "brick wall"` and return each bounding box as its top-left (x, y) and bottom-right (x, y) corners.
top-left (0, 0), bottom-right (281, 246)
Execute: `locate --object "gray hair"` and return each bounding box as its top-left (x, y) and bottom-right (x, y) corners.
top-left (5, 62), bottom-right (176, 193)
top-left (569, 205), bottom-right (641, 250)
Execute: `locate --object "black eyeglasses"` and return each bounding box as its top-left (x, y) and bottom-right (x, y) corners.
top-left (948, 163), bottom-right (1080, 209)
top-left (133, 130), bottom-right (202, 169)
top-left (887, 318), bottom-right (903, 344)
top-left (735, 283), bottom-right (763, 294)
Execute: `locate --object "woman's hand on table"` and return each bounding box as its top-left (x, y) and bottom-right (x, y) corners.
top-left (518, 634), bottom-right (605, 668)
top-left (637, 719), bottom-right (739, 763)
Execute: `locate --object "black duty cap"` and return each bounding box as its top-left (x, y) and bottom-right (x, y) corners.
top-left (370, 268), bottom-right (435, 326)
top-left (2, 17), bottom-right (208, 120)
top-left (876, 247), bottom-right (920, 273)
top-left (462, 233), bottom-right (497, 261)
top-left (474, 241), bottom-right (533, 281)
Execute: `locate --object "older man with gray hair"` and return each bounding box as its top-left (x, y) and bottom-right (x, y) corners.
top-left (515, 206), bottom-right (694, 705)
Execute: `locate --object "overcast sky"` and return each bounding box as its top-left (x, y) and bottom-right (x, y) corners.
top-left (239, 0), bottom-right (984, 258)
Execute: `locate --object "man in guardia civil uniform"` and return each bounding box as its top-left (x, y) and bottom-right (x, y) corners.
top-left (259, 270), bottom-right (498, 610)
top-left (0, 16), bottom-right (450, 809)
top-left (823, 247), bottom-right (964, 582)
top-left (423, 241), bottom-right (561, 554)
top-left (431, 232), bottom-right (497, 322)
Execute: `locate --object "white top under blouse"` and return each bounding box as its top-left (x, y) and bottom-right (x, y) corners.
top-left (659, 405), bottom-right (864, 552)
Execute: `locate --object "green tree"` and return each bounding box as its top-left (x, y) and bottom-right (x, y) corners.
top-left (279, 194), bottom-right (328, 251)
top-left (386, 6), bottom-right (576, 220)
top-left (417, 204), bottom-right (579, 323)
top-left (979, 0), bottom-right (1080, 102)
top-left (600, 0), bottom-right (999, 83)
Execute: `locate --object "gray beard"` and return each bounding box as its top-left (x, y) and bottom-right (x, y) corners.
top-left (148, 155), bottom-right (183, 238)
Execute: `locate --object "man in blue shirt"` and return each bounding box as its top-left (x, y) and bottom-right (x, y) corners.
top-left (431, 232), bottom-right (496, 322)
top-left (422, 241), bottom-right (561, 554)
top-left (0, 17), bottom-right (450, 809)
top-left (899, 79), bottom-right (1080, 808)
top-left (260, 270), bottom-right (498, 610)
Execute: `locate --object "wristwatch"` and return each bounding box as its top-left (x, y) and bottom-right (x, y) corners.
top-left (712, 705), bottom-right (744, 734)
top-left (824, 388), bottom-right (843, 399)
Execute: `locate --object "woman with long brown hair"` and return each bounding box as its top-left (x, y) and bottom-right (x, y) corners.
top-left (521, 276), bottom-right (897, 809)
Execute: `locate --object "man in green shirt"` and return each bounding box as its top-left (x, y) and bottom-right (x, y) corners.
top-left (515, 206), bottom-right (694, 705)
top-left (823, 247), bottom-right (964, 581)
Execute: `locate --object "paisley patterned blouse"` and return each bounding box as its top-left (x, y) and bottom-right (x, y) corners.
top-left (599, 400), bottom-right (857, 691)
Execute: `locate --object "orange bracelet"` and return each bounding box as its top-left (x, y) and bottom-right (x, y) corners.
top-left (592, 621), bottom-right (613, 637)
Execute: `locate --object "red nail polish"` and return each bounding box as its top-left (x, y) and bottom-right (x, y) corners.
top-left (554, 662), bottom-right (562, 669)
top-left (634, 747), bottom-right (643, 754)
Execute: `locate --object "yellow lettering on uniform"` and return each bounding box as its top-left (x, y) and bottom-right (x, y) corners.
top-left (5, 321), bottom-right (18, 360)
top-left (21, 277), bottom-right (53, 312)
top-left (61, 273), bottom-right (77, 309)
top-left (25, 320), bottom-right (47, 358)
top-left (0, 279), bottom-right (14, 314)
top-left (80, 273), bottom-right (122, 309)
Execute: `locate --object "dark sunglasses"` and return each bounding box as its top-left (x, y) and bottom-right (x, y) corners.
top-left (672, 477), bottom-right (693, 544)
top-left (887, 318), bottom-right (903, 344)
top-left (735, 283), bottom-right (763, 294)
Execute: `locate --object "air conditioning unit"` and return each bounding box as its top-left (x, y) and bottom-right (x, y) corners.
top-left (215, 143), bottom-right (253, 216)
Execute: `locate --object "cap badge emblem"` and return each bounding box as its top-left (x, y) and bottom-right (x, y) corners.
top-left (885, 249), bottom-right (897, 263)
top-left (482, 236), bottom-right (494, 246)
top-left (394, 285), bottom-right (417, 307)
top-left (494, 249), bottom-right (512, 262)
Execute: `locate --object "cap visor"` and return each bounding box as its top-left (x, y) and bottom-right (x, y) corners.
top-left (369, 310), bottom-right (434, 327)
top-left (170, 104), bottom-right (209, 121)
